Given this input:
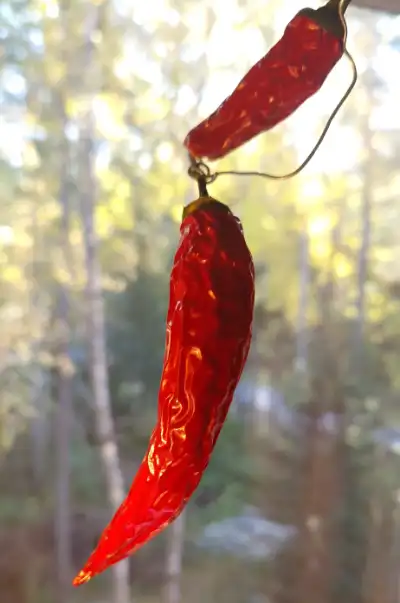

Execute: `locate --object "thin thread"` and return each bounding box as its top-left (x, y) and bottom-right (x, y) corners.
top-left (339, 0), bottom-right (349, 46)
top-left (188, 0), bottom-right (357, 185)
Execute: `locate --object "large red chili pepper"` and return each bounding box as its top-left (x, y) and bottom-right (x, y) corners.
top-left (184, 2), bottom-right (347, 160)
top-left (73, 195), bottom-right (254, 586)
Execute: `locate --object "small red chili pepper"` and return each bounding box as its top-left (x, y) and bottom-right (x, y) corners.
top-left (184, 1), bottom-right (347, 161)
top-left (73, 195), bottom-right (254, 586)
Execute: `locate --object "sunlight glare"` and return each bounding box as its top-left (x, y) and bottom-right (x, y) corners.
top-left (156, 142), bottom-right (174, 163)
top-left (301, 179), bottom-right (325, 203)
top-left (38, 0), bottom-right (59, 18)
top-left (133, 0), bottom-right (179, 27)
top-left (92, 96), bottom-right (125, 140)
top-left (175, 85), bottom-right (197, 116)
top-left (139, 153), bottom-right (152, 171)
top-left (0, 226), bottom-right (14, 245)
top-left (308, 214), bottom-right (332, 237)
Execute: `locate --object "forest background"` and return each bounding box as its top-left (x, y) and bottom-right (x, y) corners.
top-left (1, 0), bottom-right (400, 602)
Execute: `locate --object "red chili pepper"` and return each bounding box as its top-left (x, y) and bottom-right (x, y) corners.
top-left (73, 196), bottom-right (254, 586)
top-left (184, 3), bottom-right (346, 161)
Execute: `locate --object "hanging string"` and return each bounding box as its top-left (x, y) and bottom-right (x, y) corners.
top-left (188, 0), bottom-right (357, 186)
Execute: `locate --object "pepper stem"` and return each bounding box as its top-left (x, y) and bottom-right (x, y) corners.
top-left (187, 154), bottom-right (212, 197)
top-left (197, 175), bottom-right (208, 198)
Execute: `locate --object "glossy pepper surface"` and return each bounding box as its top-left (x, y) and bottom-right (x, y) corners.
top-left (73, 197), bottom-right (254, 586)
top-left (184, 10), bottom-right (344, 160)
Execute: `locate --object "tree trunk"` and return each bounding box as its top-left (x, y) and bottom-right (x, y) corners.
top-left (79, 118), bottom-right (131, 603)
top-left (295, 223), bottom-right (310, 373)
top-left (163, 512), bottom-right (186, 603)
top-left (356, 125), bottom-right (372, 349)
top-left (54, 319), bottom-right (73, 603)
top-left (295, 400), bottom-right (344, 603)
top-left (54, 134), bottom-right (74, 603)
top-left (295, 217), bottom-right (345, 603)
top-left (390, 495), bottom-right (400, 603)
top-left (77, 5), bottom-right (131, 602)
top-left (362, 449), bottom-right (393, 603)
top-left (28, 122), bottom-right (50, 493)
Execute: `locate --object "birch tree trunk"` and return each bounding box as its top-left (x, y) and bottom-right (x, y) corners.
top-left (77, 4), bottom-right (131, 602)
top-left (362, 448), bottom-right (393, 603)
top-left (356, 123), bottom-right (372, 349)
top-left (79, 120), bottom-right (131, 603)
top-left (295, 222), bottom-right (310, 373)
top-left (163, 512), bottom-right (186, 603)
top-left (54, 285), bottom-right (73, 603)
top-left (295, 214), bottom-right (345, 603)
top-left (29, 205), bottom-right (49, 491)
top-left (54, 115), bottom-right (74, 603)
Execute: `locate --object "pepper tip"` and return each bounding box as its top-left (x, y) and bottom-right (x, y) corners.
top-left (72, 569), bottom-right (93, 587)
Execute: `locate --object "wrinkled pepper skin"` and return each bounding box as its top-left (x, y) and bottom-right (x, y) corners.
top-left (184, 11), bottom-right (344, 160)
top-left (73, 198), bottom-right (254, 586)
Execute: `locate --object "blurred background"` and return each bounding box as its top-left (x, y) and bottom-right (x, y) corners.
top-left (1, 0), bottom-right (400, 602)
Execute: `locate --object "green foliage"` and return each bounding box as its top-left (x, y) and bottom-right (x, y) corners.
top-left (191, 418), bottom-right (255, 524)
top-left (107, 270), bottom-right (169, 407)
top-left (70, 438), bottom-right (104, 504)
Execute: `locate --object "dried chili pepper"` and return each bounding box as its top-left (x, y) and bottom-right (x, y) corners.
top-left (73, 194), bottom-right (254, 586)
top-left (184, 0), bottom-right (348, 161)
